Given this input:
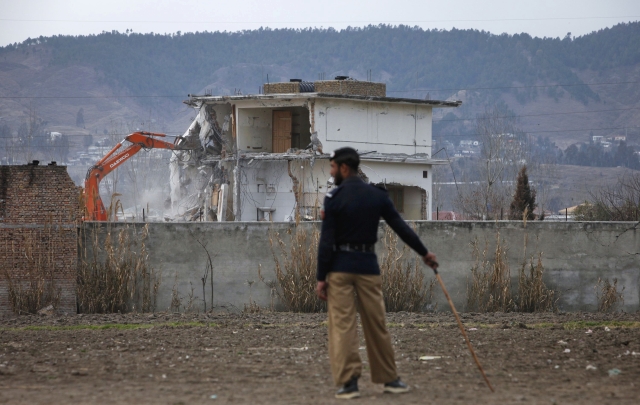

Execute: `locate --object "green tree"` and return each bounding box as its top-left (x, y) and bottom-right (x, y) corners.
top-left (509, 166), bottom-right (537, 220)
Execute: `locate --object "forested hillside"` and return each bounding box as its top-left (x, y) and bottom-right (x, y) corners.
top-left (3, 23), bottom-right (640, 101)
top-left (1, 22), bottom-right (640, 168)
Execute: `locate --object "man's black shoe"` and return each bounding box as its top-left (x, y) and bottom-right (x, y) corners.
top-left (383, 377), bottom-right (410, 394)
top-left (335, 376), bottom-right (360, 399)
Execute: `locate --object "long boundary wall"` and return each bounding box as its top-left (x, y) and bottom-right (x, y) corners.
top-left (85, 221), bottom-right (640, 313)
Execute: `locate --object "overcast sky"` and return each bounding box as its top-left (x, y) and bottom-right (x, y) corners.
top-left (1, 0), bottom-right (639, 47)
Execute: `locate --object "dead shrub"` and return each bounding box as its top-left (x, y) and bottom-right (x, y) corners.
top-left (243, 280), bottom-right (262, 314)
top-left (3, 226), bottom-right (62, 314)
top-left (467, 232), bottom-right (514, 312)
top-left (262, 223), bottom-right (435, 313)
top-left (596, 278), bottom-right (625, 312)
top-left (77, 223), bottom-right (160, 313)
top-left (468, 228), bottom-right (558, 313)
top-left (169, 272), bottom-right (182, 312)
top-left (379, 226), bottom-right (435, 312)
top-left (518, 253), bottom-right (557, 312)
top-left (261, 224), bottom-right (324, 313)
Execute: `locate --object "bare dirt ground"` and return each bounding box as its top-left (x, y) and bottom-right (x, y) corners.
top-left (1, 311), bottom-right (639, 404)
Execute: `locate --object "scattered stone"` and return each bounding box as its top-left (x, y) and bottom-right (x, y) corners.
top-left (0, 365), bottom-right (15, 376)
top-left (71, 368), bottom-right (89, 376)
top-left (37, 305), bottom-right (56, 316)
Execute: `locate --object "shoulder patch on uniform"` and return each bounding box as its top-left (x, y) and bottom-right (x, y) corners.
top-left (326, 185), bottom-right (343, 198)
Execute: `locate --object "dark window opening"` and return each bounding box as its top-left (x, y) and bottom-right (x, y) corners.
top-left (387, 187), bottom-right (405, 213)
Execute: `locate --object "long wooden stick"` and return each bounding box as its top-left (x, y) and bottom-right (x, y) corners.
top-left (430, 264), bottom-right (495, 392)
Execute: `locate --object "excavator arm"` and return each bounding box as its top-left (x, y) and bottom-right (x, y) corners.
top-left (84, 131), bottom-right (193, 221)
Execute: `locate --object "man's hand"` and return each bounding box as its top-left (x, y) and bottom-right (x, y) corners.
top-left (423, 252), bottom-right (438, 270)
top-left (316, 281), bottom-right (328, 301)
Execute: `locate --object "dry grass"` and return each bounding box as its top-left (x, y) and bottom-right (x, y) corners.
top-left (518, 253), bottom-right (558, 312)
top-left (467, 232), bottom-right (514, 312)
top-left (261, 224), bottom-right (324, 313)
top-left (596, 278), bottom-right (625, 312)
top-left (262, 223), bottom-right (435, 313)
top-left (169, 272), bottom-right (181, 312)
top-left (516, 226), bottom-right (557, 312)
top-left (379, 226), bottom-right (435, 312)
top-left (243, 280), bottom-right (263, 313)
top-left (77, 223), bottom-right (160, 313)
top-left (3, 226), bottom-right (62, 314)
top-left (468, 227), bottom-right (558, 313)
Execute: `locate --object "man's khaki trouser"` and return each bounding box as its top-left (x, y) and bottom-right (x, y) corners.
top-left (327, 272), bottom-right (397, 386)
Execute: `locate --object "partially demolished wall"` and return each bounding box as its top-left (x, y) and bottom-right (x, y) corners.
top-left (169, 103), bottom-right (233, 221)
top-left (0, 165), bottom-right (80, 316)
top-left (169, 93), bottom-right (439, 222)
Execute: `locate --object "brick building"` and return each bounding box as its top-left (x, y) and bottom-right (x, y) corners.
top-left (0, 163), bottom-right (80, 316)
top-left (264, 78), bottom-right (386, 97)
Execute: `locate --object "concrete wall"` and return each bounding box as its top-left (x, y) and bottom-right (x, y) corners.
top-left (314, 98), bottom-right (433, 155)
top-left (89, 221), bottom-right (640, 313)
top-left (238, 160), bottom-right (297, 221)
top-left (236, 158), bottom-right (432, 221)
top-left (359, 160), bottom-right (432, 219)
top-left (237, 107), bottom-right (273, 152)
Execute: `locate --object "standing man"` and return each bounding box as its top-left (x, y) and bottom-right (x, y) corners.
top-left (316, 147), bottom-right (438, 399)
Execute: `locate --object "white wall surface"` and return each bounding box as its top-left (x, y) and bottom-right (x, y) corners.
top-left (359, 160), bottom-right (432, 217)
top-left (313, 98), bottom-right (433, 155)
top-left (237, 158), bottom-right (431, 221)
top-left (237, 108), bottom-right (273, 153)
top-left (237, 160), bottom-right (297, 221)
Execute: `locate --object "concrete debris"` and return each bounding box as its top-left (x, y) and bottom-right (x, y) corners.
top-left (37, 304), bottom-right (55, 316)
top-left (71, 368), bottom-right (89, 376)
top-left (168, 102), bottom-right (233, 220)
top-left (306, 131), bottom-right (323, 154)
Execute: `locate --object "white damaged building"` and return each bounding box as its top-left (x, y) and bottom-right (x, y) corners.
top-left (169, 78), bottom-right (461, 222)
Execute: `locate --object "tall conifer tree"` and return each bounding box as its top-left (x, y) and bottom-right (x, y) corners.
top-left (509, 166), bottom-right (537, 220)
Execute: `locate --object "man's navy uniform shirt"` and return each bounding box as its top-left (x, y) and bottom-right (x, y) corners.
top-left (317, 176), bottom-right (429, 281)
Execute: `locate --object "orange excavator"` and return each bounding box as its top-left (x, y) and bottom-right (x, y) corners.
top-left (84, 131), bottom-right (195, 221)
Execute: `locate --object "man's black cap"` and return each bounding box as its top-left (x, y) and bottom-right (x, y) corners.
top-left (330, 147), bottom-right (360, 170)
top-left (329, 147), bottom-right (360, 163)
